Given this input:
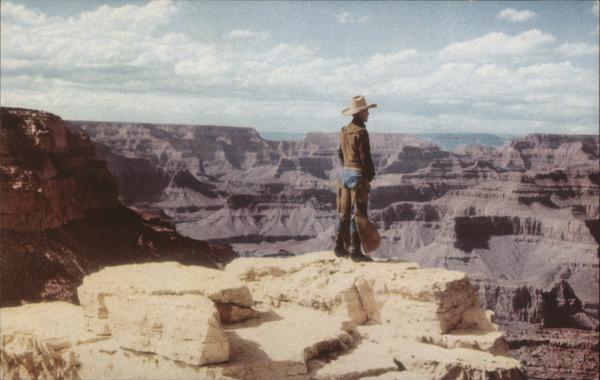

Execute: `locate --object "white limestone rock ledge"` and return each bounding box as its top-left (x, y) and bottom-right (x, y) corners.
top-left (1, 251), bottom-right (526, 380)
top-left (77, 261), bottom-right (255, 336)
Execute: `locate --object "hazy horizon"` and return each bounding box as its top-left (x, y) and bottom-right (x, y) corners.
top-left (1, 1), bottom-right (599, 135)
top-left (0, 104), bottom-right (595, 138)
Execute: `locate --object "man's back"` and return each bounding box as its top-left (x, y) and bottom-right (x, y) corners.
top-left (338, 122), bottom-right (375, 182)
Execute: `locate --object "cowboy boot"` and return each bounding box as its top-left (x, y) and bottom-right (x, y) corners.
top-left (333, 232), bottom-right (349, 257)
top-left (349, 232), bottom-right (373, 262)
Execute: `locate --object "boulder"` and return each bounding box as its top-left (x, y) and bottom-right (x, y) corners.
top-left (104, 294), bottom-right (229, 365)
top-left (77, 261), bottom-right (255, 335)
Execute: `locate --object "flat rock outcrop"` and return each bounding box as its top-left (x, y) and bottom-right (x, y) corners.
top-left (78, 261), bottom-right (254, 336)
top-left (0, 252), bottom-right (525, 380)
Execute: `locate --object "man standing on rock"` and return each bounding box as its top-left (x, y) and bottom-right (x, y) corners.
top-left (334, 95), bottom-right (378, 262)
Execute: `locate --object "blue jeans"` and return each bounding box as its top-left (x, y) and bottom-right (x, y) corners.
top-left (339, 168), bottom-right (361, 189)
top-left (335, 168), bottom-right (368, 244)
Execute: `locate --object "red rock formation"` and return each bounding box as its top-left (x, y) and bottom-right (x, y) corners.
top-left (0, 108), bottom-right (235, 306)
top-left (477, 280), bottom-right (599, 331)
top-left (501, 321), bottom-right (599, 380)
top-left (1, 108), bottom-right (118, 230)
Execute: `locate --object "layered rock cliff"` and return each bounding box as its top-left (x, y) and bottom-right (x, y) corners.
top-left (72, 120), bottom-right (599, 317)
top-left (0, 252), bottom-right (526, 380)
top-left (1, 108), bottom-right (118, 231)
top-left (477, 280), bottom-right (598, 330)
top-left (0, 108), bottom-right (235, 305)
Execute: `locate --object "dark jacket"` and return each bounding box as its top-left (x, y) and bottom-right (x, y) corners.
top-left (338, 120), bottom-right (375, 182)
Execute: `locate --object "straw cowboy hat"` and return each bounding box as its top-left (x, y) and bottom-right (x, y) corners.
top-left (341, 95), bottom-right (377, 116)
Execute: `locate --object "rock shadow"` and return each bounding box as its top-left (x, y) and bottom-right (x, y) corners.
top-left (206, 329), bottom-right (308, 379)
top-left (224, 309), bottom-right (283, 330)
top-left (306, 335), bottom-right (403, 378)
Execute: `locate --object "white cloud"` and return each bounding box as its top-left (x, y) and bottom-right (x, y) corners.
top-left (77, 1), bottom-right (177, 32)
top-left (335, 11), bottom-right (352, 24)
top-left (174, 45), bottom-right (232, 80)
top-left (1, 0), bottom-right (182, 71)
top-left (228, 29), bottom-right (270, 39)
top-left (228, 29), bottom-right (254, 38)
top-left (365, 49), bottom-right (419, 72)
top-left (440, 29), bottom-right (556, 60)
top-left (498, 8), bottom-right (537, 23)
top-left (0, 1), bottom-right (47, 24)
top-left (555, 42), bottom-right (599, 56)
top-left (335, 11), bottom-right (369, 24)
top-left (1, 2), bottom-right (598, 134)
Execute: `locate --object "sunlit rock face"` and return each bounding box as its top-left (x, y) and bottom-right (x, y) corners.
top-left (0, 253), bottom-right (526, 380)
top-left (0, 108), bottom-right (235, 306)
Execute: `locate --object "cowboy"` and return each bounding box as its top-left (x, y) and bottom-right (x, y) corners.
top-left (334, 95), bottom-right (376, 262)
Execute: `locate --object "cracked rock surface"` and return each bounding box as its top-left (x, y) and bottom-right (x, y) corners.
top-left (1, 252), bottom-right (525, 379)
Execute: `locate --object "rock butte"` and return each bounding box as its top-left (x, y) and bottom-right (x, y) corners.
top-left (0, 252), bottom-right (525, 380)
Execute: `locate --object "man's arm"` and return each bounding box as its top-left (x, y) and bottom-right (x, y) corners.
top-left (359, 130), bottom-right (375, 182)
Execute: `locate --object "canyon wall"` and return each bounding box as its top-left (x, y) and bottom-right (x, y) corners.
top-left (0, 108), bottom-right (235, 305)
top-left (1, 108), bottom-right (118, 231)
top-left (72, 120), bottom-right (599, 318)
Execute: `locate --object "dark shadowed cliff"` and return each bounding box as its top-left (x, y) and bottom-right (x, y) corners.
top-left (0, 107), bottom-right (235, 305)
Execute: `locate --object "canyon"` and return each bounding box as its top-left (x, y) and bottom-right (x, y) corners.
top-left (69, 118), bottom-right (599, 379)
top-left (1, 107), bottom-right (597, 378)
top-left (71, 120), bottom-right (599, 311)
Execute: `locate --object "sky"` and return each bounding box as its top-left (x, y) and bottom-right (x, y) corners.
top-left (1, 1), bottom-right (599, 134)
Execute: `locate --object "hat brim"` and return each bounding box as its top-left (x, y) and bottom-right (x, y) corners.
top-left (341, 103), bottom-right (377, 116)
